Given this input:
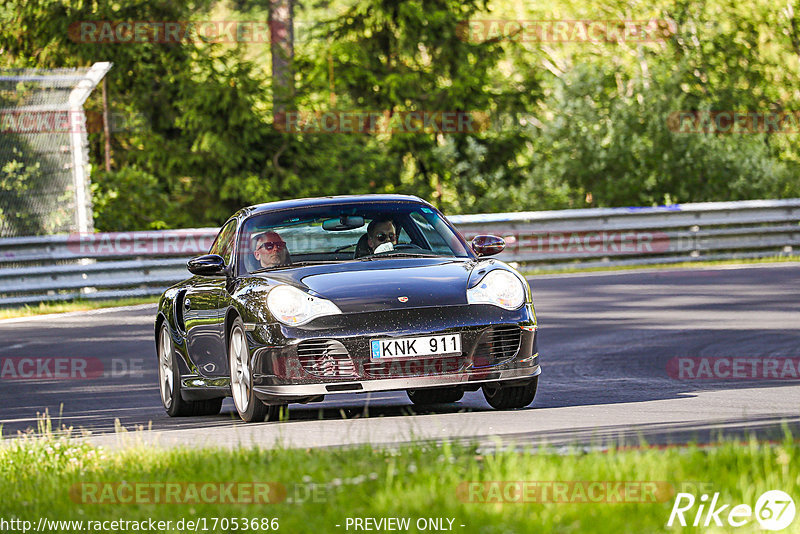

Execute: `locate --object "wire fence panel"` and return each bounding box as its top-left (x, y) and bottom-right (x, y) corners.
top-left (0, 63), bottom-right (111, 238)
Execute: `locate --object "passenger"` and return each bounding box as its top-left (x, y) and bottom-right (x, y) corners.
top-left (252, 231), bottom-right (291, 269)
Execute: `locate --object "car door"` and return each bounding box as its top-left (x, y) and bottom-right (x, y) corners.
top-left (184, 219), bottom-right (237, 376)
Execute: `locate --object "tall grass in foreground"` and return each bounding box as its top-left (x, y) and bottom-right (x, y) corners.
top-left (1, 426), bottom-right (797, 534)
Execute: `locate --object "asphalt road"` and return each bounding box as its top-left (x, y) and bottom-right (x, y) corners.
top-left (1, 263), bottom-right (798, 450)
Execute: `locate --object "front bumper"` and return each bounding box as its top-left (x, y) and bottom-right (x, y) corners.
top-left (252, 365), bottom-right (540, 402)
top-left (245, 304), bottom-right (539, 402)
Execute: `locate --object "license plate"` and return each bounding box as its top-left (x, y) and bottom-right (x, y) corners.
top-left (370, 334), bottom-right (462, 360)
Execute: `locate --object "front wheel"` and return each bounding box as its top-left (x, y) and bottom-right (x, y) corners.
top-left (157, 323), bottom-right (223, 417)
top-left (229, 317), bottom-right (286, 422)
top-left (482, 377), bottom-right (538, 410)
top-left (407, 387), bottom-right (464, 405)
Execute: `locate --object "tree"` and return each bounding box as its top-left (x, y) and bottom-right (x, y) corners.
top-left (294, 0), bottom-right (535, 211)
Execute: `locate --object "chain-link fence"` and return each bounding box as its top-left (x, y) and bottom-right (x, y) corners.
top-left (0, 62), bottom-right (111, 238)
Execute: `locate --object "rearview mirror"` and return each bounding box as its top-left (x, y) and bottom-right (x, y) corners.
top-left (471, 235), bottom-right (505, 257)
top-left (322, 215), bottom-right (365, 231)
top-left (187, 254), bottom-right (228, 276)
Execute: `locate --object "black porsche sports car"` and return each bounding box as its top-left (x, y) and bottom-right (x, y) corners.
top-left (155, 195), bottom-right (540, 422)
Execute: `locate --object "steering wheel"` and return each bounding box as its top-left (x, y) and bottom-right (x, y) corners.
top-left (334, 243), bottom-right (356, 252)
top-left (392, 243), bottom-right (424, 251)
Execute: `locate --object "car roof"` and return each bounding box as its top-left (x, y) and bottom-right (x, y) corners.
top-left (234, 194), bottom-right (430, 219)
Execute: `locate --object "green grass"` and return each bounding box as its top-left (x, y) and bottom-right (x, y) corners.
top-left (523, 254), bottom-right (800, 276)
top-left (1, 425), bottom-right (797, 533)
top-left (0, 296), bottom-right (159, 320)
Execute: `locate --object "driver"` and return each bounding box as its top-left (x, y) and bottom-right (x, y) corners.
top-left (367, 218), bottom-right (398, 254)
top-left (252, 231), bottom-right (291, 269)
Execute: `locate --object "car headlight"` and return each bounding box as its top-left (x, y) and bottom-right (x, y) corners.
top-left (266, 285), bottom-right (342, 326)
top-left (467, 269), bottom-right (526, 310)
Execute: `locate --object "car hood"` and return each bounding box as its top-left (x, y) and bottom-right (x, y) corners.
top-left (255, 258), bottom-right (482, 313)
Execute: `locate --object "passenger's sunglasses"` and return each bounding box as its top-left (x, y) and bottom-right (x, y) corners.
top-left (374, 232), bottom-right (396, 243)
top-left (256, 241), bottom-right (285, 252)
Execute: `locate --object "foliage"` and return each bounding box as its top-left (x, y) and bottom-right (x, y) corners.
top-left (1, 431), bottom-right (799, 533)
top-left (522, 63), bottom-right (800, 208)
top-left (0, 143), bottom-right (51, 236)
top-left (90, 168), bottom-right (172, 231)
top-left (0, 0), bottom-right (799, 232)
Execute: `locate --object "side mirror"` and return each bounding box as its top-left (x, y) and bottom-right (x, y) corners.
top-left (471, 235), bottom-right (505, 257)
top-left (187, 254), bottom-right (228, 276)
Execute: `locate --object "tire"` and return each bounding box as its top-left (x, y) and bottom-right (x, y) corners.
top-left (157, 323), bottom-right (223, 417)
top-left (407, 387), bottom-right (464, 405)
top-left (482, 377), bottom-right (538, 410)
top-left (229, 317), bottom-right (286, 422)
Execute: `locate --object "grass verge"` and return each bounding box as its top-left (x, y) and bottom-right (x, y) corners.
top-left (523, 254), bottom-right (800, 276)
top-left (0, 296), bottom-right (159, 320)
top-left (1, 428), bottom-right (797, 533)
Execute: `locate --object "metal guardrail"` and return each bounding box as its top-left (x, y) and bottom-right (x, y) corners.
top-left (0, 199), bottom-right (798, 306)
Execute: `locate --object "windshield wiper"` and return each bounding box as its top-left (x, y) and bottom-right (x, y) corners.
top-left (250, 260), bottom-right (345, 273)
top-left (359, 252), bottom-right (438, 261)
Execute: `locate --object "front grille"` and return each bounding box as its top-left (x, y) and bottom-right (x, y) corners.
top-left (472, 325), bottom-right (521, 367)
top-left (363, 355), bottom-right (465, 379)
top-left (297, 340), bottom-right (357, 378)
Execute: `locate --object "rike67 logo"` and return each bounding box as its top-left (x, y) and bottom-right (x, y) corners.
top-left (668, 490), bottom-right (795, 530)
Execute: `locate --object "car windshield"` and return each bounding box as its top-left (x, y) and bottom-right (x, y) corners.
top-left (238, 201), bottom-right (470, 274)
